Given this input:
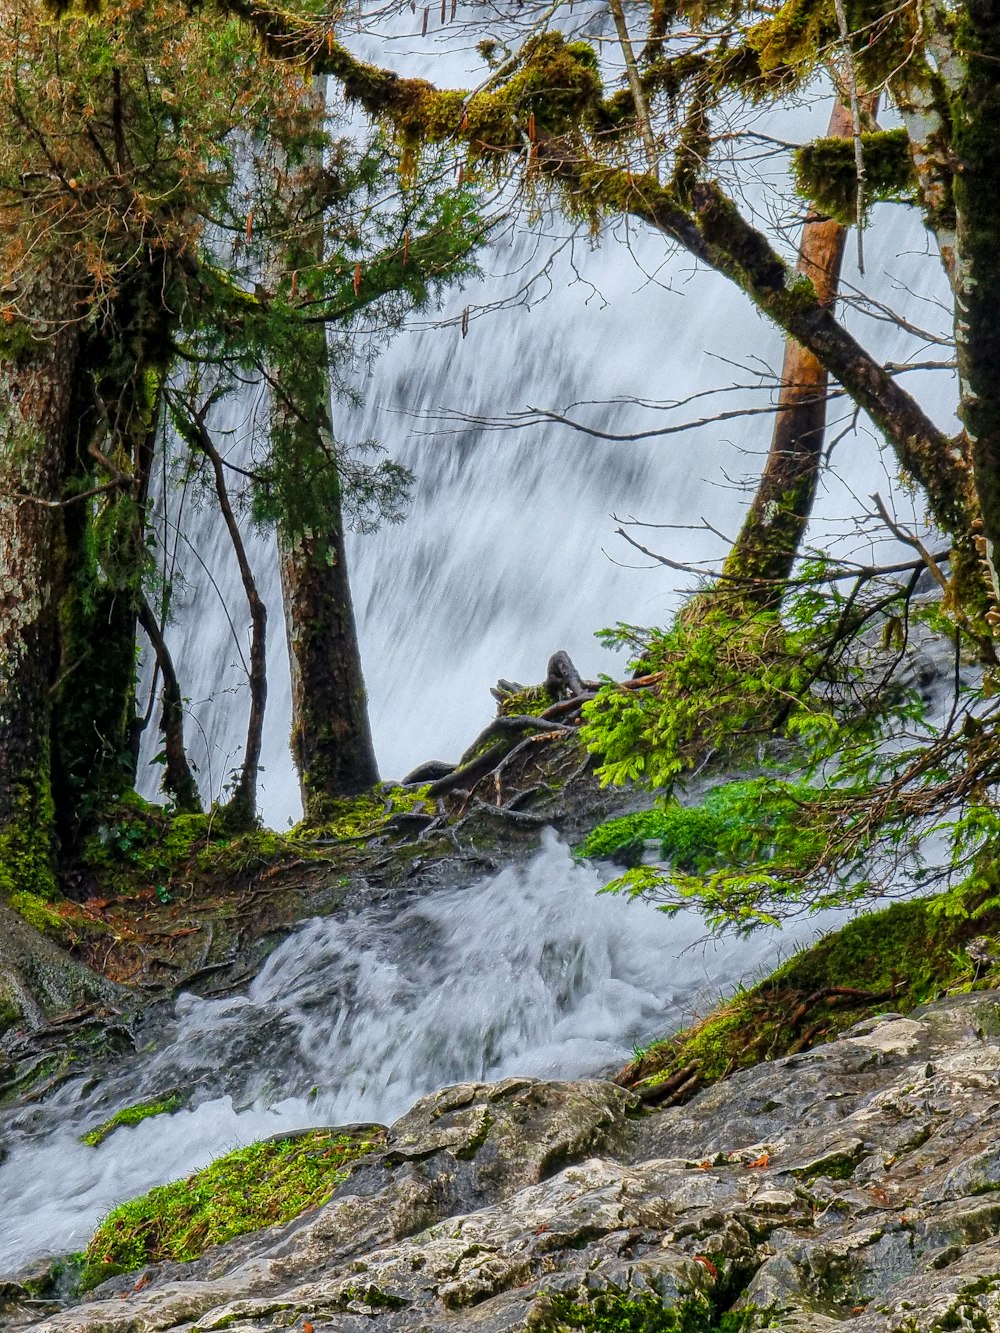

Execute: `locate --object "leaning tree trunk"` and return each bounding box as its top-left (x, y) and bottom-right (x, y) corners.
top-left (710, 99), bottom-right (852, 612)
top-left (272, 78), bottom-right (379, 820)
top-left (0, 282), bottom-right (79, 900)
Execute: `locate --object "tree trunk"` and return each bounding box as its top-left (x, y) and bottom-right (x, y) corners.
top-left (952, 3), bottom-right (1000, 606)
top-left (136, 597), bottom-right (202, 813)
top-left (272, 78), bottom-right (379, 820)
top-left (0, 284), bottom-right (79, 899)
top-left (52, 262), bottom-right (178, 834)
top-left (713, 101), bottom-right (851, 610)
top-left (280, 518), bottom-right (379, 815)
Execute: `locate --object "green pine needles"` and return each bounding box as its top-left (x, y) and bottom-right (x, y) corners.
top-left (580, 563), bottom-right (987, 931)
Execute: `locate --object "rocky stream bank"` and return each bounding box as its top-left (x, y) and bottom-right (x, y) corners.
top-left (7, 992), bottom-right (1000, 1332)
top-left (6, 636), bottom-right (1000, 1331)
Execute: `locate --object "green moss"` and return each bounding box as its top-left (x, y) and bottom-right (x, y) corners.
top-left (196, 826), bottom-right (297, 876)
top-left (81, 1092), bottom-right (184, 1147)
top-left (529, 1290), bottom-right (765, 1331)
top-left (299, 785), bottom-right (431, 841)
top-left (0, 998), bottom-right (22, 1036)
top-left (622, 893), bottom-right (1000, 1099)
top-left (793, 129), bottom-right (916, 224)
top-left (0, 763), bottom-right (59, 901)
top-left (329, 32), bottom-right (603, 159)
top-left (8, 889), bottom-right (70, 939)
top-left (786, 1144), bottom-right (864, 1182)
top-left (0, 315), bottom-right (44, 359)
top-left (81, 1126), bottom-right (384, 1288)
top-left (79, 797), bottom-right (219, 896)
top-left (497, 685), bottom-right (552, 718)
top-left (454, 1110), bottom-right (494, 1160)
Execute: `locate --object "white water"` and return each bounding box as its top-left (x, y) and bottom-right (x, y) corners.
top-left (0, 834), bottom-right (847, 1271)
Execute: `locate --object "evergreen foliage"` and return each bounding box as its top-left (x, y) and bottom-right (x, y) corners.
top-left (0, 0), bottom-right (489, 864)
top-left (580, 566), bottom-right (978, 930)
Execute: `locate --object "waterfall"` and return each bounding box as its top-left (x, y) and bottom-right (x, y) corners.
top-left (135, 19), bottom-right (956, 828)
top-left (9, 11), bottom-right (957, 1282)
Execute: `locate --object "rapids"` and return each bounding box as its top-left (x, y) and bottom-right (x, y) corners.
top-left (0, 834), bottom-right (846, 1271)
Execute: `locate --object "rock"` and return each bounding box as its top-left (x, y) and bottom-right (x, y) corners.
top-left (17, 992), bottom-right (1000, 1331)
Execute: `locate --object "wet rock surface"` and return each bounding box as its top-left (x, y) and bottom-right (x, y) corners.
top-left (12, 992), bottom-right (1000, 1331)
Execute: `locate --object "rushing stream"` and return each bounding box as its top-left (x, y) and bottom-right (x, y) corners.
top-left (0, 834), bottom-right (847, 1271)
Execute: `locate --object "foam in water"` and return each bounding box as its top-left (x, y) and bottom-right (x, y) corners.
top-left (0, 833), bottom-right (839, 1271)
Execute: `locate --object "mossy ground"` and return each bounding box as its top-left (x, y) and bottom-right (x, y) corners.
top-left (4, 787), bottom-right (443, 990)
top-left (301, 784), bottom-right (432, 841)
top-left (80, 1126), bottom-right (384, 1289)
top-left (617, 894), bottom-right (1000, 1100)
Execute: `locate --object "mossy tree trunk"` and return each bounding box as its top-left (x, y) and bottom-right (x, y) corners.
top-left (51, 262), bottom-right (179, 837)
top-left (711, 101), bottom-right (851, 611)
top-left (279, 520), bottom-right (379, 816)
top-left (272, 79), bottom-right (379, 820)
top-left (0, 278), bottom-right (80, 900)
top-left (952, 3), bottom-right (1000, 599)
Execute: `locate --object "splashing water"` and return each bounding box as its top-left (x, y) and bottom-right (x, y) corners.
top-left (0, 833), bottom-right (842, 1271)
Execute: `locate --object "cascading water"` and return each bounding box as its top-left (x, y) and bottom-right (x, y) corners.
top-left (0, 833), bottom-right (852, 1271)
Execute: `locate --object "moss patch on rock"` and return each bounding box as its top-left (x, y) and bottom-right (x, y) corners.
top-left (81, 1091), bottom-right (185, 1147)
top-left (80, 1126), bottom-right (385, 1289)
top-left (529, 1289), bottom-right (764, 1331)
top-left (618, 894), bottom-right (1000, 1101)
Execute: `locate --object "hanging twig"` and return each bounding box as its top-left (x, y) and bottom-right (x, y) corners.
top-left (871, 492), bottom-right (950, 592)
top-left (179, 399), bottom-right (268, 824)
top-left (832, 24), bottom-right (867, 272)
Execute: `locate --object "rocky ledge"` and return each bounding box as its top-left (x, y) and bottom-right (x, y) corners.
top-left (13, 990), bottom-right (1000, 1332)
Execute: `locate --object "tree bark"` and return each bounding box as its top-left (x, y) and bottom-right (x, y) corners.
top-left (0, 901), bottom-right (122, 1034)
top-left (714, 101), bottom-right (851, 609)
top-left (273, 79), bottom-right (379, 820)
top-left (952, 0), bottom-right (1000, 601)
top-left (280, 519), bottom-right (379, 815)
top-left (136, 597), bottom-right (202, 813)
top-left (0, 282), bottom-right (79, 898)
